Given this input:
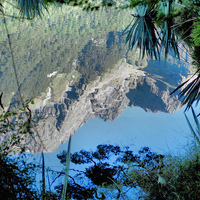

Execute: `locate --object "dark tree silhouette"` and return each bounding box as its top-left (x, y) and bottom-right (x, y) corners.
top-left (56, 145), bottom-right (161, 199)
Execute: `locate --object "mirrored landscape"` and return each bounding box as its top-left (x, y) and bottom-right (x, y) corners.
top-left (0, 3), bottom-right (199, 199)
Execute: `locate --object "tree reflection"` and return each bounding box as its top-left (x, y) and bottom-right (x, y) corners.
top-left (54, 144), bottom-right (200, 199)
top-left (56, 145), bottom-right (160, 199)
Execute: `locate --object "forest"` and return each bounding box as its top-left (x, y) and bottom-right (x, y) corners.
top-left (0, 4), bottom-right (132, 103)
top-left (1, 0), bottom-right (200, 199)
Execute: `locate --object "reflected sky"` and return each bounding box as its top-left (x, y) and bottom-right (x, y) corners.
top-left (39, 104), bottom-right (197, 172)
top-left (57, 105), bottom-right (195, 156)
top-left (29, 103), bottom-right (198, 195)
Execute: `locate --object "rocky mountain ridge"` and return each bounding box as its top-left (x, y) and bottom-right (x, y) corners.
top-left (24, 59), bottom-right (183, 154)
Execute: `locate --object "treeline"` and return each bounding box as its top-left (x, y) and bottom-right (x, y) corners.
top-left (0, 5), bottom-right (132, 104)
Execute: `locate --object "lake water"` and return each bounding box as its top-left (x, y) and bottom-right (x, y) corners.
top-left (30, 103), bottom-right (197, 198)
top-left (1, 4), bottom-right (199, 199)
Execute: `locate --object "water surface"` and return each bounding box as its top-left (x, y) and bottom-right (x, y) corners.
top-left (0, 5), bottom-right (198, 198)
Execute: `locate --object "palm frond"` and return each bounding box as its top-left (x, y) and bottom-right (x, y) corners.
top-left (185, 107), bottom-right (200, 146)
top-left (16, 0), bottom-right (48, 19)
top-left (157, 0), bottom-right (180, 60)
top-left (171, 70), bottom-right (200, 110)
top-left (122, 4), bottom-right (160, 59)
top-left (171, 45), bottom-right (200, 110)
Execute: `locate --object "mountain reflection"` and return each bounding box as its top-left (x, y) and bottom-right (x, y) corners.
top-left (0, 6), bottom-right (193, 153)
top-left (25, 54), bottom-right (190, 153)
top-left (127, 76), bottom-right (180, 113)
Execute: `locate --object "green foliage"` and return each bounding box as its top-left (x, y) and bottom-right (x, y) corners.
top-left (1, 1), bottom-right (200, 199)
top-left (0, 100), bottom-right (34, 156)
top-left (122, 4), bottom-right (160, 59)
top-left (16, 0), bottom-right (48, 19)
top-left (140, 147), bottom-right (200, 199)
top-left (173, 1), bottom-right (195, 47)
top-left (192, 18), bottom-right (200, 46)
top-left (122, 0), bottom-right (180, 60)
top-left (0, 0), bottom-right (126, 20)
top-left (0, 154), bottom-right (39, 200)
top-left (158, 0), bottom-right (179, 60)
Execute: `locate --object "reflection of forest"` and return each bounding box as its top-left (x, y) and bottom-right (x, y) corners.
top-left (0, 6), bottom-right (131, 105)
